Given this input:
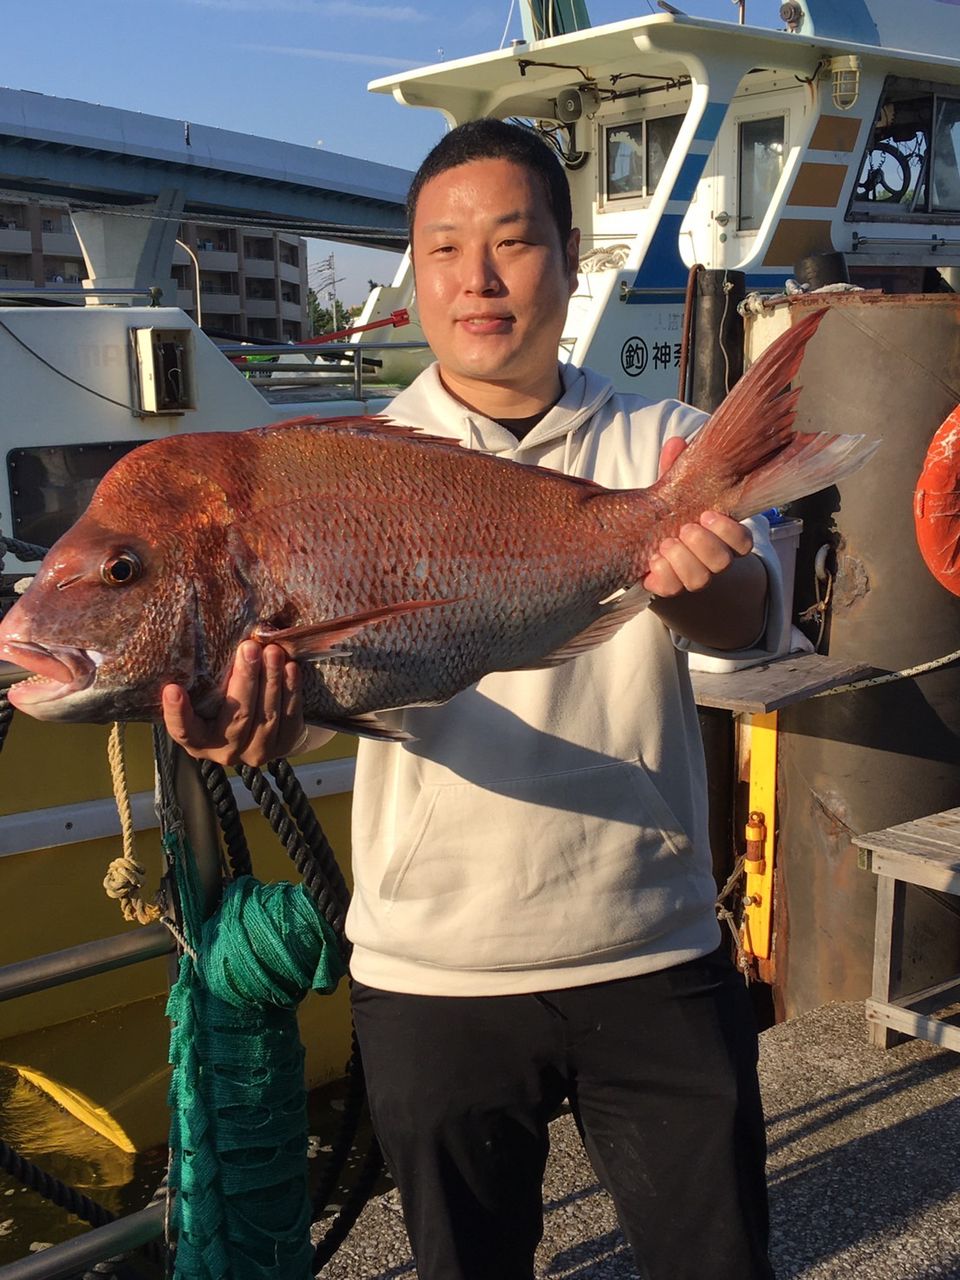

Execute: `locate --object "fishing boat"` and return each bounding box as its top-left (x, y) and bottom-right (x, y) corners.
top-left (1, 0), bottom-right (959, 1267)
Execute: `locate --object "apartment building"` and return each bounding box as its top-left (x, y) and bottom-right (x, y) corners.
top-left (0, 198), bottom-right (85, 287)
top-left (173, 221), bottom-right (310, 342)
top-left (0, 197), bottom-right (310, 341)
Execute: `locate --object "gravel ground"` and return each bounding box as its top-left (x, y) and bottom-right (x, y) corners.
top-left (316, 1001), bottom-right (960, 1279)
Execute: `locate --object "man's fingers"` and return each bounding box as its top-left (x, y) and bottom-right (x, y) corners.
top-left (644, 515), bottom-right (752, 597)
top-left (700, 511), bottom-right (753, 556)
top-left (219, 640), bottom-right (264, 740)
top-left (643, 555), bottom-right (683, 597)
top-left (161, 684), bottom-right (209, 750)
top-left (236, 645), bottom-right (286, 765)
top-left (657, 436), bottom-right (686, 480)
top-left (160, 643), bottom-right (306, 767)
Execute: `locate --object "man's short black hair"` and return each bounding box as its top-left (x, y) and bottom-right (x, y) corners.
top-left (406, 118), bottom-right (572, 247)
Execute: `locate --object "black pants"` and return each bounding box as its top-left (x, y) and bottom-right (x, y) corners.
top-left (351, 949), bottom-right (774, 1280)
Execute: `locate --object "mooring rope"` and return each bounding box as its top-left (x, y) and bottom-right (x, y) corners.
top-left (236, 763), bottom-right (347, 943)
top-left (198, 758), bottom-right (254, 880)
top-left (0, 533), bottom-right (49, 563)
top-left (0, 1138), bottom-right (166, 1269)
top-left (814, 647), bottom-right (960, 698)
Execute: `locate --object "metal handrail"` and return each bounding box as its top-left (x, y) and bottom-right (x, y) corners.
top-left (0, 1203), bottom-right (165, 1280)
top-left (218, 340), bottom-right (428, 355)
top-left (0, 923), bottom-right (173, 1001)
top-left (0, 288), bottom-right (157, 300)
top-left (221, 338), bottom-right (431, 399)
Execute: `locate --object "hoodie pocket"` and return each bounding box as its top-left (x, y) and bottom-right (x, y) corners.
top-left (371, 757), bottom-right (710, 970)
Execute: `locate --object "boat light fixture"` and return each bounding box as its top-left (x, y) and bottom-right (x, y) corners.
top-left (827, 55), bottom-right (861, 111)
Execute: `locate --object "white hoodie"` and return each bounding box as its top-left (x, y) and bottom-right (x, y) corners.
top-left (345, 362), bottom-right (784, 996)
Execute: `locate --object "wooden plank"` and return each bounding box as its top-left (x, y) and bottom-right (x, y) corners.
top-left (855, 809), bottom-right (960, 893)
top-left (691, 653), bottom-right (871, 713)
top-left (855, 808), bottom-right (960, 854)
top-left (870, 875), bottom-right (907, 1049)
top-left (865, 830), bottom-right (960, 861)
top-left (865, 998), bottom-right (960, 1053)
top-left (895, 974), bottom-right (960, 1017)
top-left (871, 854), bottom-right (960, 895)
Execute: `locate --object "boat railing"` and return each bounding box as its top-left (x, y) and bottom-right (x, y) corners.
top-left (0, 287), bottom-right (160, 303)
top-left (0, 924), bottom-right (174, 1003)
top-left (0, 1204), bottom-right (166, 1280)
top-left (0, 913), bottom-right (173, 1277)
top-left (218, 338), bottom-right (431, 400)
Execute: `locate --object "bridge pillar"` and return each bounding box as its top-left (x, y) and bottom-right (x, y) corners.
top-left (71, 188), bottom-right (184, 306)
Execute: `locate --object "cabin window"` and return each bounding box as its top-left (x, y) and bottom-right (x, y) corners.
top-left (7, 442), bottom-right (141, 549)
top-left (605, 114), bottom-right (683, 201)
top-left (851, 79), bottom-right (960, 219)
top-left (932, 99), bottom-right (960, 210)
top-left (738, 116), bottom-right (786, 231)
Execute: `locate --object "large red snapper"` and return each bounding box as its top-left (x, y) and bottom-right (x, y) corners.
top-left (0, 311), bottom-right (877, 739)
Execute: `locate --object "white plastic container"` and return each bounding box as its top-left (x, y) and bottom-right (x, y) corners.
top-left (686, 518), bottom-right (803, 674)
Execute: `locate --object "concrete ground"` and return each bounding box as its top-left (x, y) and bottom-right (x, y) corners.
top-left (316, 1001), bottom-right (960, 1279)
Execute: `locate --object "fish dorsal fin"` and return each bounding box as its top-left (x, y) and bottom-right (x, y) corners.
top-left (262, 414), bottom-right (465, 450)
top-left (516, 584), bottom-right (652, 669)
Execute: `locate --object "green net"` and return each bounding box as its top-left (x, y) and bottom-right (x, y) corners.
top-left (165, 829), bottom-right (346, 1279)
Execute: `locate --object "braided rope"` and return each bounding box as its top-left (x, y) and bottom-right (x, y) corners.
top-left (0, 1136), bottom-right (167, 1270)
top-left (813, 646), bottom-right (960, 698)
top-left (235, 764), bottom-right (347, 942)
top-left (103, 723), bottom-right (160, 924)
top-left (0, 1138), bottom-right (115, 1229)
top-left (0, 533), bottom-right (49, 562)
top-left (268, 757), bottom-right (350, 938)
top-left (0, 686), bottom-right (13, 755)
top-left (198, 757), bottom-right (253, 879)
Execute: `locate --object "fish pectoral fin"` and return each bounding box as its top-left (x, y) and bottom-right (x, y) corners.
top-left (517, 584), bottom-right (652, 669)
top-left (252, 598), bottom-right (459, 660)
top-left (317, 712), bottom-right (413, 742)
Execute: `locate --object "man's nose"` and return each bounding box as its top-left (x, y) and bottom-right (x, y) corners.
top-left (461, 246), bottom-right (502, 294)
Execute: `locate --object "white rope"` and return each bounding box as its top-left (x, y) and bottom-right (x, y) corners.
top-left (814, 648), bottom-right (960, 698)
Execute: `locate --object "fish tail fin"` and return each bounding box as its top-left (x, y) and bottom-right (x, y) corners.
top-left (654, 308), bottom-right (880, 520)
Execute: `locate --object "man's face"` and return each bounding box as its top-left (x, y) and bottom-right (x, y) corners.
top-left (410, 157), bottom-right (580, 404)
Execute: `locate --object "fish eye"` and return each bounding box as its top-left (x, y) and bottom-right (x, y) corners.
top-left (100, 552), bottom-right (142, 587)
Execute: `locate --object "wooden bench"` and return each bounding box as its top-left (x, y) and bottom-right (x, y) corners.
top-left (854, 808), bottom-right (960, 1052)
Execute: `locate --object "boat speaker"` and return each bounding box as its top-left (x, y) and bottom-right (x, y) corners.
top-left (555, 86), bottom-right (599, 123)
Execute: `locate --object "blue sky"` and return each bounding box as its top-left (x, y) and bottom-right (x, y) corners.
top-left (3, 0), bottom-right (784, 306)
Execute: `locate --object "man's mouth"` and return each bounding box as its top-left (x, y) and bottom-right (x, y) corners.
top-left (0, 639), bottom-right (103, 706)
top-left (458, 314), bottom-right (514, 334)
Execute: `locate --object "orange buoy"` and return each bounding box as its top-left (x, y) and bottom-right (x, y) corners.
top-left (914, 404), bottom-right (960, 596)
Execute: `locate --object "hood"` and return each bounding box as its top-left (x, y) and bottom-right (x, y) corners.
top-left (386, 362), bottom-right (617, 471)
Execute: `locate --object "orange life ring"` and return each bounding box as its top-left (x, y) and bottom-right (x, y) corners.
top-left (914, 404), bottom-right (960, 596)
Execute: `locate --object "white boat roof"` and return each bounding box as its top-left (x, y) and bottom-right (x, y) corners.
top-left (369, 13), bottom-right (960, 121)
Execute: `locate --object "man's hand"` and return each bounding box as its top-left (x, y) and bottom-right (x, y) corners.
top-left (645, 436), bottom-right (767, 649)
top-left (162, 641), bottom-right (310, 768)
top-left (643, 436), bottom-right (753, 598)
top-left (642, 509), bottom-right (752, 598)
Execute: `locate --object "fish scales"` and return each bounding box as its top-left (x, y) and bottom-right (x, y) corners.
top-left (227, 425), bottom-right (635, 719)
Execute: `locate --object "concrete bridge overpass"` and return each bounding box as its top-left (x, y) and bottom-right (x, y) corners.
top-left (0, 85), bottom-right (412, 298)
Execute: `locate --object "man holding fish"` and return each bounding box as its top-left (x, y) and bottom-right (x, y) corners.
top-left (162, 120), bottom-right (778, 1279)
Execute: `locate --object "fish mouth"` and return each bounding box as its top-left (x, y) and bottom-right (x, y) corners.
top-left (0, 640), bottom-right (103, 708)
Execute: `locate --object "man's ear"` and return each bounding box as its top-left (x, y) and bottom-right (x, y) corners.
top-left (566, 227), bottom-right (581, 294)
